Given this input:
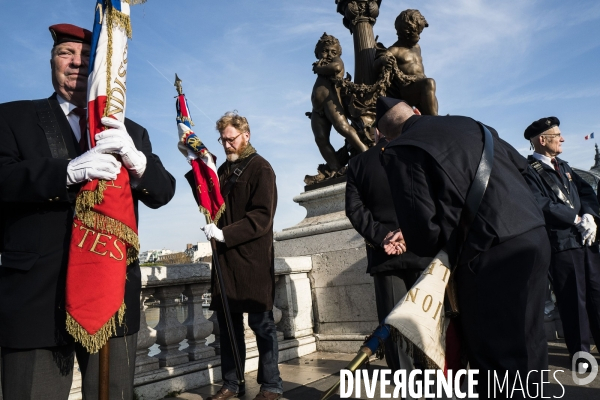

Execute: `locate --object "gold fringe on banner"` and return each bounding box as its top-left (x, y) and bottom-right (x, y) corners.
top-left (123, 0), bottom-right (147, 5)
top-left (199, 203), bottom-right (226, 226)
top-left (66, 302), bottom-right (126, 354)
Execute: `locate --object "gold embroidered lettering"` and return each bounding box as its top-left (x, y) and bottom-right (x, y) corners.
top-left (422, 295), bottom-right (433, 313)
top-left (77, 226), bottom-right (96, 248)
top-left (442, 267), bottom-right (450, 283)
top-left (433, 301), bottom-right (443, 320)
top-left (110, 238), bottom-right (125, 261)
top-left (407, 288), bottom-right (419, 303)
top-left (106, 180), bottom-right (122, 189)
top-left (90, 233), bottom-right (112, 256)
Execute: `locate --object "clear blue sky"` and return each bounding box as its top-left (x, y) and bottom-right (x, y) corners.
top-left (1, 1), bottom-right (599, 252)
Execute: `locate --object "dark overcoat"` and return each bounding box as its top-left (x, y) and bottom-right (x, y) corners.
top-left (345, 142), bottom-right (431, 274)
top-left (524, 156), bottom-right (599, 253)
top-left (186, 153), bottom-right (277, 313)
top-left (0, 94), bottom-right (176, 348)
top-left (380, 115), bottom-right (546, 264)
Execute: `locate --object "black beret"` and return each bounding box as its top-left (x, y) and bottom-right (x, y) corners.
top-left (374, 97), bottom-right (406, 127)
top-left (49, 24), bottom-right (92, 46)
top-left (524, 116), bottom-right (560, 140)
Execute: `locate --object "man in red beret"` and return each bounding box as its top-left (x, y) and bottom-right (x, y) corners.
top-left (0, 24), bottom-right (176, 399)
top-left (523, 117), bottom-right (600, 371)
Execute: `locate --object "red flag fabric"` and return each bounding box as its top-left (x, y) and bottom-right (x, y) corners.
top-left (65, 0), bottom-right (138, 353)
top-left (175, 92), bottom-right (225, 224)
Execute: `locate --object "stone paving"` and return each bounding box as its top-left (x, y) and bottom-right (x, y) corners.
top-left (163, 340), bottom-right (600, 400)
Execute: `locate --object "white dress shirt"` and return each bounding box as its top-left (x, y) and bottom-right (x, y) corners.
top-left (531, 152), bottom-right (554, 170)
top-left (56, 94), bottom-right (85, 142)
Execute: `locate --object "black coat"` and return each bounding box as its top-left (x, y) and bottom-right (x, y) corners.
top-left (524, 156), bottom-right (599, 252)
top-left (380, 115), bottom-right (546, 265)
top-left (0, 94), bottom-right (175, 348)
top-left (345, 142), bottom-right (432, 274)
top-left (185, 154), bottom-right (277, 313)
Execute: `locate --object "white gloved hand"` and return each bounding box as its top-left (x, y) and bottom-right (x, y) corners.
top-left (96, 117), bottom-right (147, 178)
top-left (201, 223), bottom-right (225, 243)
top-left (177, 123), bottom-right (198, 162)
top-left (577, 213), bottom-right (597, 246)
top-left (66, 151), bottom-right (122, 185)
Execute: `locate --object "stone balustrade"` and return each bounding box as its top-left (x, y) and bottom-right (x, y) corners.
top-left (66, 256), bottom-right (316, 400)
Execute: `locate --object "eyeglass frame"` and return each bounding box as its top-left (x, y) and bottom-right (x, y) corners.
top-left (217, 131), bottom-right (246, 145)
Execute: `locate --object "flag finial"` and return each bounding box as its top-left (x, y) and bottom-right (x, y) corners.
top-left (175, 74), bottom-right (183, 95)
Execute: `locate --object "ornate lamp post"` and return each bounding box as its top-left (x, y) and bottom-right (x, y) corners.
top-left (336, 0), bottom-right (381, 85)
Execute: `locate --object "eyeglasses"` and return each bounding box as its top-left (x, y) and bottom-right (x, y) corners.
top-left (217, 132), bottom-right (244, 145)
top-left (542, 133), bottom-right (562, 138)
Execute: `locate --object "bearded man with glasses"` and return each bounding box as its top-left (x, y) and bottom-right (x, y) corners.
top-left (524, 116), bottom-right (600, 371)
top-left (185, 111), bottom-right (282, 400)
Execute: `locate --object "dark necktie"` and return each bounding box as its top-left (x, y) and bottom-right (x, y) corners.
top-left (71, 107), bottom-right (88, 153)
top-left (551, 158), bottom-right (561, 175)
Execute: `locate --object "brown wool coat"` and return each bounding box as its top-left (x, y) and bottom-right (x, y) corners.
top-left (199, 154), bottom-right (277, 313)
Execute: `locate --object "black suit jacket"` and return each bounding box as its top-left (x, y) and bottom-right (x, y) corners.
top-left (346, 141), bottom-right (431, 274)
top-left (0, 94), bottom-right (176, 348)
top-left (381, 115), bottom-right (546, 266)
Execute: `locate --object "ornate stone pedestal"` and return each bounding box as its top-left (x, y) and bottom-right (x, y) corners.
top-left (275, 182), bottom-right (378, 352)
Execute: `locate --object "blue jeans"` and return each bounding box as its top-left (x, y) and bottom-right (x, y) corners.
top-left (217, 310), bottom-right (283, 394)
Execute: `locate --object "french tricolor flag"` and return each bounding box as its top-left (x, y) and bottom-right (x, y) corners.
top-left (585, 133), bottom-right (595, 140)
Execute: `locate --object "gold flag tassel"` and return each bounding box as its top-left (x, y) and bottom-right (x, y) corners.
top-left (66, 302), bottom-right (127, 354)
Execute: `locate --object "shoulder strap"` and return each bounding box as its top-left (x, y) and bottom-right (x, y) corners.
top-left (529, 160), bottom-right (574, 209)
top-left (220, 153), bottom-right (259, 197)
top-left (447, 121), bottom-right (494, 268)
top-left (32, 99), bottom-right (70, 159)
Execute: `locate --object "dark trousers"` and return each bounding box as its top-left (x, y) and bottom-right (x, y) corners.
top-left (550, 246), bottom-right (600, 357)
top-left (216, 311), bottom-right (283, 395)
top-left (0, 333), bottom-right (137, 400)
top-left (455, 226), bottom-right (550, 399)
top-left (372, 269), bottom-right (421, 370)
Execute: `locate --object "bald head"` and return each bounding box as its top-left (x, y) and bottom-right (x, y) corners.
top-left (377, 102), bottom-right (415, 140)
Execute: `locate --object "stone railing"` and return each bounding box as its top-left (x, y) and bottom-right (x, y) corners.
top-left (67, 256), bottom-right (316, 400)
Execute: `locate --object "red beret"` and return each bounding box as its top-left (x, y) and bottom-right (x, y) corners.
top-left (49, 24), bottom-right (92, 46)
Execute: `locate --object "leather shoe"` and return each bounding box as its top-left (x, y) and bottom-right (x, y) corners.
top-left (207, 387), bottom-right (243, 400)
top-left (252, 391), bottom-right (283, 400)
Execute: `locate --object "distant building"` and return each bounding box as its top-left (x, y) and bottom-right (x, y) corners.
top-left (572, 143), bottom-right (600, 192)
top-left (184, 242), bottom-right (212, 263)
top-left (158, 251), bottom-right (192, 265)
top-left (139, 249), bottom-right (173, 264)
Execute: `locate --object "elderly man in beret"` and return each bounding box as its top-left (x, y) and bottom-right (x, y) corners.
top-left (523, 117), bottom-right (600, 368)
top-left (378, 97), bottom-right (550, 397)
top-left (0, 24), bottom-right (175, 399)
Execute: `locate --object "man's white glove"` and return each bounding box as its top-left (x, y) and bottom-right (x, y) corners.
top-left (66, 151), bottom-right (122, 185)
top-left (177, 123), bottom-right (198, 162)
top-left (95, 117), bottom-right (147, 178)
top-left (576, 213), bottom-right (597, 246)
top-left (201, 223), bottom-right (225, 243)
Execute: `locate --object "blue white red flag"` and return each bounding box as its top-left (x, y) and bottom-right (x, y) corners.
top-left (176, 89), bottom-right (226, 224)
top-left (66, 0), bottom-right (143, 354)
top-left (585, 132), bottom-right (595, 140)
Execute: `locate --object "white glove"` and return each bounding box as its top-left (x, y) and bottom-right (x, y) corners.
top-left (201, 223), bottom-right (225, 243)
top-left (576, 213), bottom-right (597, 246)
top-left (177, 123), bottom-right (198, 162)
top-left (96, 117), bottom-right (147, 178)
top-left (66, 151), bottom-right (122, 185)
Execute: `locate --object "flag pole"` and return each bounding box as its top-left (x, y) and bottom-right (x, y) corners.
top-left (99, 340), bottom-right (110, 400)
top-left (207, 216), bottom-right (245, 386)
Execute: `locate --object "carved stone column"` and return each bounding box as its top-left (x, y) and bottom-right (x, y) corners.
top-left (152, 285), bottom-right (188, 367)
top-left (135, 287), bottom-right (159, 374)
top-left (182, 283), bottom-right (215, 361)
top-left (336, 0), bottom-right (381, 85)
